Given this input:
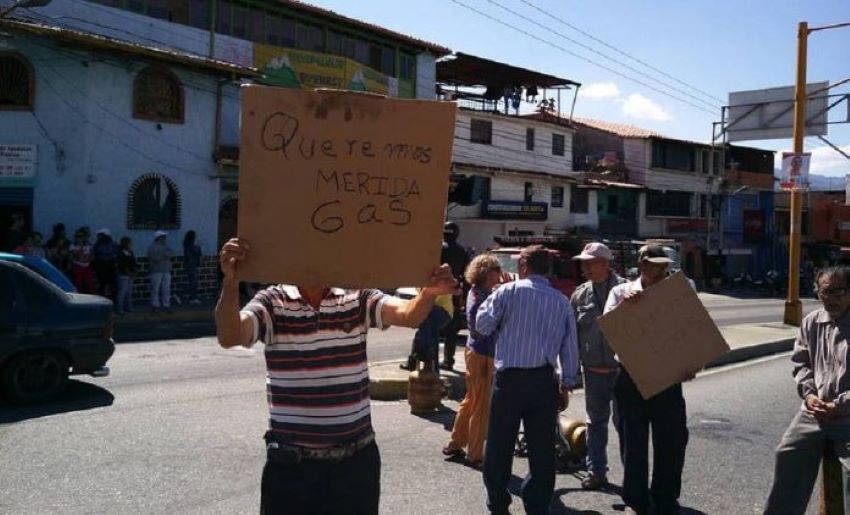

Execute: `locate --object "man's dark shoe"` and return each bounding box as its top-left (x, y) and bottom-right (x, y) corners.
top-left (439, 362), bottom-right (454, 371)
top-left (581, 473), bottom-right (608, 490)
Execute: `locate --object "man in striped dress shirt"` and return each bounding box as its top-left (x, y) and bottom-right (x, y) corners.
top-left (215, 238), bottom-right (458, 515)
top-left (476, 245), bottom-right (579, 515)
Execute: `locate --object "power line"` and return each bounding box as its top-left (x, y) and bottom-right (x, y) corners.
top-left (446, 0), bottom-right (718, 117)
top-left (515, 0), bottom-right (724, 105)
top-left (485, 0), bottom-right (719, 112)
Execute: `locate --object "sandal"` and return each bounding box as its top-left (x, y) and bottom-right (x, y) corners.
top-left (442, 445), bottom-right (465, 457)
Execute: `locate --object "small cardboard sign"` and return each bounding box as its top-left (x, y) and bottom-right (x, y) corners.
top-left (598, 272), bottom-right (730, 399)
top-left (237, 86), bottom-right (456, 288)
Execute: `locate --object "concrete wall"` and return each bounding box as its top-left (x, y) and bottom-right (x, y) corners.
top-left (415, 52), bottom-right (437, 100)
top-left (453, 110), bottom-right (575, 177)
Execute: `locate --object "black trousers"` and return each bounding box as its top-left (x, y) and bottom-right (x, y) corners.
top-left (615, 368), bottom-right (688, 514)
top-left (260, 441), bottom-right (380, 515)
top-left (484, 366), bottom-right (558, 515)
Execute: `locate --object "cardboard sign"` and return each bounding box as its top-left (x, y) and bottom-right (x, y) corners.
top-left (598, 272), bottom-right (730, 399)
top-left (237, 86), bottom-right (456, 288)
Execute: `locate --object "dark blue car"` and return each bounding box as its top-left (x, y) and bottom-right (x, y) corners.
top-left (0, 252), bottom-right (76, 293)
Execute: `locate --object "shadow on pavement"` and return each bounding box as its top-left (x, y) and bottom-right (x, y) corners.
top-left (0, 380), bottom-right (114, 424)
top-left (412, 404), bottom-right (457, 431)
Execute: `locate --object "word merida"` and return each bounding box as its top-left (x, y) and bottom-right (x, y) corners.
top-left (311, 169), bottom-right (420, 234)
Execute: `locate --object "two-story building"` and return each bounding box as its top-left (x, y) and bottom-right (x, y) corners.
top-left (436, 53), bottom-right (589, 252)
top-left (0, 0), bottom-right (449, 298)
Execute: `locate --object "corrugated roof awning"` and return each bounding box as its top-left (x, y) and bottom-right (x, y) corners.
top-left (437, 52), bottom-right (580, 89)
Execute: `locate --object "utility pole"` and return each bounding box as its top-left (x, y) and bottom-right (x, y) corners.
top-left (784, 21), bottom-right (808, 327)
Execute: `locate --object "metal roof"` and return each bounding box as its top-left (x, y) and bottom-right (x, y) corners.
top-left (0, 19), bottom-right (259, 77)
top-left (437, 52), bottom-right (580, 89)
top-left (282, 1), bottom-right (451, 56)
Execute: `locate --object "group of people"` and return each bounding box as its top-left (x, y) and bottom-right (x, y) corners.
top-left (214, 232), bottom-right (850, 515)
top-left (2, 214), bottom-right (205, 313)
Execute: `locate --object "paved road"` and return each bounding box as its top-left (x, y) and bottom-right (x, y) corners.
top-left (0, 336), bottom-right (820, 514)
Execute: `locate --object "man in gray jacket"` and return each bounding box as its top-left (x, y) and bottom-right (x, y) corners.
top-left (147, 230), bottom-right (173, 312)
top-left (765, 266), bottom-right (850, 514)
top-left (570, 242), bottom-right (625, 490)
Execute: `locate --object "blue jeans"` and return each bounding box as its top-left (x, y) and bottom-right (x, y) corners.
top-left (584, 369), bottom-right (620, 476)
top-left (484, 365), bottom-right (558, 515)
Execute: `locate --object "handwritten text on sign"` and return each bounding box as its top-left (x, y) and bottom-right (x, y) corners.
top-left (238, 86), bottom-right (456, 288)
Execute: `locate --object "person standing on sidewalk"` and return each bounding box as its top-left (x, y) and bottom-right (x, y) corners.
top-left (570, 242), bottom-right (626, 490)
top-left (69, 227), bottom-right (94, 294)
top-left (182, 230), bottom-right (203, 305)
top-left (476, 245), bottom-right (578, 515)
top-left (604, 244), bottom-right (694, 515)
top-left (147, 231), bottom-right (173, 312)
top-left (93, 228), bottom-right (118, 301)
top-left (764, 266), bottom-right (850, 514)
top-left (440, 221), bottom-right (470, 371)
top-left (215, 238), bottom-right (458, 515)
top-left (116, 237), bottom-right (137, 315)
top-left (443, 253), bottom-right (503, 467)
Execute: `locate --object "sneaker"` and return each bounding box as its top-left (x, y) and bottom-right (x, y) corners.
top-left (581, 474), bottom-right (608, 490)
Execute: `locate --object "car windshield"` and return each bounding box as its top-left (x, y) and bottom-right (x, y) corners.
top-left (492, 253), bottom-right (519, 274)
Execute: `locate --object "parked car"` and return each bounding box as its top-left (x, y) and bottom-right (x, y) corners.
top-left (0, 252), bottom-right (76, 293)
top-left (0, 260), bottom-right (113, 404)
top-left (490, 247), bottom-right (580, 297)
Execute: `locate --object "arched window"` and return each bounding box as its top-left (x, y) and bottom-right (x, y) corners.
top-left (127, 173), bottom-right (182, 230)
top-left (0, 53), bottom-right (34, 110)
top-left (133, 66), bottom-right (184, 123)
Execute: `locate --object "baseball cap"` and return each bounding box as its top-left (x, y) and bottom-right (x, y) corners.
top-left (154, 230), bottom-right (168, 238)
top-left (638, 244), bottom-right (673, 264)
top-left (573, 242), bottom-right (614, 261)
top-left (96, 228), bottom-right (111, 237)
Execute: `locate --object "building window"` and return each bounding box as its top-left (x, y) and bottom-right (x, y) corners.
top-left (608, 194), bottom-right (619, 215)
top-left (0, 53), bottom-right (34, 110)
top-left (127, 173), bottom-right (181, 230)
top-left (400, 53), bottom-right (415, 81)
top-left (526, 128), bottom-right (535, 151)
top-left (552, 133), bottom-right (565, 156)
top-left (133, 66), bottom-right (184, 123)
top-left (524, 182), bottom-right (534, 202)
top-left (470, 119), bottom-right (492, 145)
top-left (570, 187), bottom-right (589, 213)
top-left (651, 140), bottom-right (696, 171)
top-left (551, 186), bottom-right (564, 208)
top-left (296, 22), bottom-right (324, 52)
top-left (646, 190), bottom-right (692, 217)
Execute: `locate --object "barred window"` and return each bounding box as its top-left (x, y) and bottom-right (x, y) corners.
top-left (0, 53), bottom-right (34, 110)
top-left (127, 173), bottom-right (181, 230)
top-left (133, 66), bottom-right (184, 123)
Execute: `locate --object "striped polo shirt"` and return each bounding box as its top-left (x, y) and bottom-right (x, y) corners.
top-left (241, 286), bottom-right (390, 448)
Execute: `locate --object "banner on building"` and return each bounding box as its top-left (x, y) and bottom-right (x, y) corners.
top-left (598, 272), bottom-right (730, 400)
top-left (0, 144), bottom-right (37, 187)
top-left (237, 86), bottom-right (456, 288)
top-left (481, 200), bottom-right (548, 221)
top-left (779, 151), bottom-right (811, 191)
top-left (254, 44), bottom-right (397, 97)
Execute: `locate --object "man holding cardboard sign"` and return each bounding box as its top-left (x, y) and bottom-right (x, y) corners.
top-left (600, 245), bottom-right (725, 515)
top-left (216, 238), bottom-right (458, 515)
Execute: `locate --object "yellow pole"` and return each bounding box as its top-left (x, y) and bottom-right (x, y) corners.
top-left (783, 21), bottom-right (807, 327)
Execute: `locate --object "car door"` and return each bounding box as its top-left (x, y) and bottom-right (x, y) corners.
top-left (12, 264), bottom-right (66, 346)
top-left (0, 263), bottom-right (23, 351)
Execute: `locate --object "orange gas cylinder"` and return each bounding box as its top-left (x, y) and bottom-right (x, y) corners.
top-left (408, 368), bottom-right (443, 414)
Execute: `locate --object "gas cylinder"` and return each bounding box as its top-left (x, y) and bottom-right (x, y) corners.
top-left (407, 364), bottom-right (443, 414)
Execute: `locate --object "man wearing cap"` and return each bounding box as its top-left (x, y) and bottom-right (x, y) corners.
top-left (476, 244), bottom-right (579, 515)
top-left (604, 244), bottom-right (692, 515)
top-left (147, 231), bottom-right (173, 312)
top-left (440, 221), bottom-right (470, 370)
top-left (570, 242), bottom-right (626, 490)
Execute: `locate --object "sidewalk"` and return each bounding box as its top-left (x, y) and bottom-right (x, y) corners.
top-left (369, 322), bottom-right (799, 401)
top-left (112, 300), bottom-right (215, 343)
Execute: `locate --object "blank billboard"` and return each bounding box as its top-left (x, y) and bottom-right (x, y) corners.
top-left (727, 82), bottom-right (828, 142)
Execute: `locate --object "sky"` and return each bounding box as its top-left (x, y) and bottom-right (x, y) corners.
top-left (311, 0), bottom-right (850, 178)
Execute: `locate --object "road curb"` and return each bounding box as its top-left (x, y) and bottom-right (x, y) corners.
top-left (707, 337), bottom-right (796, 369)
top-left (370, 367), bottom-right (467, 402)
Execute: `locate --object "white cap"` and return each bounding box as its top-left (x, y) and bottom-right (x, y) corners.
top-left (95, 228), bottom-right (111, 237)
top-left (154, 230), bottom-right (167, 238)
top-left (573, 242), bottom-right (614, 261)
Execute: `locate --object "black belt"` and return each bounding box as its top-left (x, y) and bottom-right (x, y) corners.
top-left (266, 432), bottom-right (375, 464)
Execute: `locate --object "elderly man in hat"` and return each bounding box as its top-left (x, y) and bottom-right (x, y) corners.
top-left (604, 244), bottom-right (692, 515)
top-left (570, 242), bottom-right (626, 490)
top-left (476, 245), bottom-right (579, 515)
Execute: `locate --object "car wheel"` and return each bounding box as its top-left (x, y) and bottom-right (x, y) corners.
top-left (2, 351), bottom-right (69, 404)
